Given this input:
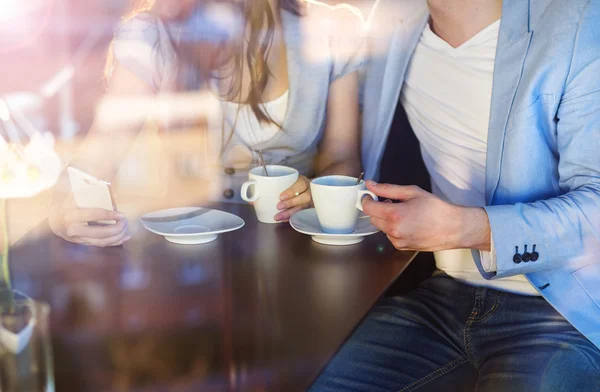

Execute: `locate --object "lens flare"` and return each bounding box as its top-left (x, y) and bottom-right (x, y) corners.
top-left (0, 132), bottom-right (61, 199)
top-left (0, 0), bottom-right (55, 53)
top-left (0, 101), bottom-right (9, 122)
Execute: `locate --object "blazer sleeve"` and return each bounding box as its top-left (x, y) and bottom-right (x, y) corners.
top-left (473, 3), bottom-right (600, 279)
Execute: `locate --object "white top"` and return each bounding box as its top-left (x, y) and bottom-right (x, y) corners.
top-left (401, 20), bottom-right (539, 295)
top-left (222, 91), bottom-right (289, 146)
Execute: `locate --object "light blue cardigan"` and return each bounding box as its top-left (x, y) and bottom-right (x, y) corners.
top-left (362, 0), bottom-right (600, 348)
top-left (111, 3), bottom-right (366, 202)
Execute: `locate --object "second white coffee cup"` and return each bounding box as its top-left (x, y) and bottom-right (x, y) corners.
top-left (310, 175), bottom-right (378, 234)
top-left (241, 165), bottom-right (299, 224)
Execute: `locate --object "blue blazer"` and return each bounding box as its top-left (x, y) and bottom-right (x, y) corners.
top-left (362, 0), bottom-right (600, 348)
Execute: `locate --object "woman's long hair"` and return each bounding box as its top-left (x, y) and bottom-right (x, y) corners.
top-left (108, 0), bottom-right (303, 126)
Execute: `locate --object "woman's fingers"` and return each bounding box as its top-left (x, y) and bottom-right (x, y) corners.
top-left (65, 217), bottom-right (129, 239)
top-left (280, 176), bottom-right (309, 201)
top-left (113, 235), bottom-right (132, 247)
top-left (57, 206), bottom-right (130, 247)
top-left (78, 230), bottom-right (132, 247)
top-left (274, 204), bottom-right (310, 222)
top-left (277, 190), bottom-right (312, 211)
top-left (65, 208), bottom-right (124, 226)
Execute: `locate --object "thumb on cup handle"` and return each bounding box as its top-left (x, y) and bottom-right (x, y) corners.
top-left (356, 190), bottom-right (378, 212)
top-left (241, 180), bottom-right (260, 203)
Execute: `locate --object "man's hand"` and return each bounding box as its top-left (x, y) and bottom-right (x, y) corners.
top-left (362, 181), bottom-right (491, 252)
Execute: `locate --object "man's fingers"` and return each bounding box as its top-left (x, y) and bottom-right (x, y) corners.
top-left (370, 215), bottom-right (406, 240)
top-left (67, 218), bottom-right (129, 239)
top-left (369, 216), bottom-right (388, 232)
top-left (387, 234), bottom-right (408, 250)
top-left (362, 197), bottom-right (397, 220)
top-left (365, 181), bottom-right (423, 201)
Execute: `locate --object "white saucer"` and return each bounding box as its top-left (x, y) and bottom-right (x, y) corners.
top-left (141, 207), bottom-right (244, 245)
top-left (289, 208), bottom-right (379, 246)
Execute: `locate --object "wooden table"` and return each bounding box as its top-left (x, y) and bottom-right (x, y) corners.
top-left (9, 203), bottom-right (416, 391)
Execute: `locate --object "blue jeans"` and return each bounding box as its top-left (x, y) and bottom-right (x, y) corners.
top-left (310, 273), bottom-right (600, 392)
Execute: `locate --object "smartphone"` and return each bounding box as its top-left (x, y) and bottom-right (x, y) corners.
top-left (67, 166), bottom-right (117, 225)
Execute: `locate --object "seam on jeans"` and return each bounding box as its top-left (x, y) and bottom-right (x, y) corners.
top-left (464, 290), bottom-right (483, 363)
top-left (464, 318), bottom-right (475, 363)
top-left (398, 357), bottom-right (468, 392)
top-left (467, 290), bottom-right (484, 322)
top-left (472, 292), bottom-right (505, 324)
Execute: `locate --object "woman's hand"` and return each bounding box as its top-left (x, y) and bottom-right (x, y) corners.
top-left (49, 197), bottom-right (131, 247)
top-left (275, 176), bottom-right (312, 222)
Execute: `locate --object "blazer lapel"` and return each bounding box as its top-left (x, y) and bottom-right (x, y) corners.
top-left (363, 0), bottom-right (429, 179)
top-left (376, 12), bottom-right (429, 135)
top-left (362, 0), bottom-right (405, 142)
top-left (486, 0), bottom-right (533, 204)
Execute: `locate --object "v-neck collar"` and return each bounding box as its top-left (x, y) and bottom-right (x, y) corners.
top-left (423, 19), bottom-right (501, 52)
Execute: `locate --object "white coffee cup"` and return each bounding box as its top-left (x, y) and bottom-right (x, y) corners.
top-left (310, 175), bottom-right (378, 234)
top-left (241, 165), bottom-right (299, 224)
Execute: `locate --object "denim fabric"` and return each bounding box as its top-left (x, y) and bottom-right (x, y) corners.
top-left (310, 273), bottom-right (600, 392)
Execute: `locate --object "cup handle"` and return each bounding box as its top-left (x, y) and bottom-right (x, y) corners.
top-left (241, 180), bottom-right (260, 203)
top-left (356, 190), bottom-right (378, 212)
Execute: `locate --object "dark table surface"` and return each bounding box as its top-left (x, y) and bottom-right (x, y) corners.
top-left (10, 203), bottom-right (416, 392)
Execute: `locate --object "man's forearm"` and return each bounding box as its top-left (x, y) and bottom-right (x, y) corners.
top-left (455, 206), bottom-right (492, 252)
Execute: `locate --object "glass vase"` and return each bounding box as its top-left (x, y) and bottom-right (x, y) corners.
top-left (0, 290), bottom-right (54, 392)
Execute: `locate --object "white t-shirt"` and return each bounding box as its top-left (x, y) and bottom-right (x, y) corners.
top-left (401, 20), bottom-right (538, 295)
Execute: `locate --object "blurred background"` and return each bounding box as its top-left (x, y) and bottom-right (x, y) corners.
top-left (1, 0), bottom-right (376, 244)
top-left (1, 2), bottom-right (378, 390)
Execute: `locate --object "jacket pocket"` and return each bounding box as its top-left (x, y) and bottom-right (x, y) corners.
top-left (573, 263), bottom-right (600, 309)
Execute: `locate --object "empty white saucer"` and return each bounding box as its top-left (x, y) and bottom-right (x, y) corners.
top-left (141, 207), bottom-right (244, 245)
top-left (290, 208), bottom-right (379, 246)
